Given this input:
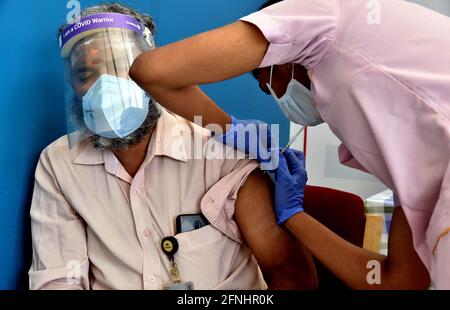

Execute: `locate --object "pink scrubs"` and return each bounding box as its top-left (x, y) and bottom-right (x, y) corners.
top-left (241, 0), bottom-right (450, 289)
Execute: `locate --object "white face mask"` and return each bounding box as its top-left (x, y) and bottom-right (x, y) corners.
top-left (82, 74), bottom-right (149, 139)
top-left (266, 65), bottom-right (324, 127)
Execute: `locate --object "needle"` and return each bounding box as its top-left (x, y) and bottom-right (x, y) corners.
top-left (281, 127), bottom-right (305, 153)
top-left (263, 126), bottom-right (305, 181)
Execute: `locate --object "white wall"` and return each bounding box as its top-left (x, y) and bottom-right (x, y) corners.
top-left (408, 0), bottom-right (450, 15)
top-left (290, 123), bottom-right (388, 199)
top-left (289, 0), bottom-right (450, 199)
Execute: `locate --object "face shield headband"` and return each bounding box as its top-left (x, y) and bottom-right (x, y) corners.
top-left (59, 12), bottom-right (154, 57)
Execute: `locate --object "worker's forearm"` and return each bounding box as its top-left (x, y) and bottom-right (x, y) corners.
top-left (285, 213), bottom-right (389, 290)
top-left (139, 83), bottom-right (231, 131)
top-left (130, 47), bottom-right (231, 130)
top-left (129, 21), bottom-right (268, 130)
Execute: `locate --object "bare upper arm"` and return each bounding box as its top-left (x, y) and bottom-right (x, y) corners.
top-left (234, 170), bottom-right (318, 289)
top-left (130, 21), bottom-right (269, 88)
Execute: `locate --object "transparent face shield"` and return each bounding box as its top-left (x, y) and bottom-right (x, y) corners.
top-left (59, 13), bottom-right (155, 149)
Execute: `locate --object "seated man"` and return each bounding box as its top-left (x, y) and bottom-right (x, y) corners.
top-left (28, 3), bottom-right (317, 290)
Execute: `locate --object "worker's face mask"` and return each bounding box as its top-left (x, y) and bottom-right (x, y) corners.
top-left (82, 74), bottom-right (149, 139)
top-left (266, 65), bottom-right (324, 127)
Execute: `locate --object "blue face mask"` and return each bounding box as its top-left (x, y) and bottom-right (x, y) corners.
top-left (82, 74), bottom-right (149, 139)
top-left (266, 65), bottom-right (324, 127)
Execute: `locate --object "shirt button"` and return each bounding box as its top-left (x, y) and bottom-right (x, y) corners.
top-left (136, 189), bottom-right (142, 196)
top-left (149, 275), bottom-right (157, 282)
top-left (143, 229), bottom-right (151, 238)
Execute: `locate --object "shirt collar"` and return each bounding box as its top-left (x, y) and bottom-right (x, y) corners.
top-left (71, 140), bottom-right (104, 165)
top-left (72, 108), bottom-right (189, 167)
top-left (148, 108), bottom-right (189, 164)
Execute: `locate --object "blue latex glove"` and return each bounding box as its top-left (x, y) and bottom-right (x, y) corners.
top-left (274, 149), bottom-right (308, 224)
top-left (214, 115), bottom-right (279, 171)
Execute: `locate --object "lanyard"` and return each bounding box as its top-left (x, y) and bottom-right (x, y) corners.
top-left (161, 236), bottom-right (182, 283)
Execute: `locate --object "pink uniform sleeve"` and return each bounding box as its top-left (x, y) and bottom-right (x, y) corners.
top-left (240, 0), bottom-right (340, 69)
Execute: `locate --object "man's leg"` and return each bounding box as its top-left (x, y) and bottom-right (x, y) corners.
top-left (235, 170), bottom-right (319, 290)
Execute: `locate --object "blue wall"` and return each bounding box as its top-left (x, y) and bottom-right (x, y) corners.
top-left (0, 0), bottom-right (289, 289)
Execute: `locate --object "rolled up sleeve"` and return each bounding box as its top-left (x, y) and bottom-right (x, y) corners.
top-left (29, 150), bottom-right (89, 290)
top-left (201, 146), bottom-right (259, 244)
top-left (240, 0), bottom-right (340, 69)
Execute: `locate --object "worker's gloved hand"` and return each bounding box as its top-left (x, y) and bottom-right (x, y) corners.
top-left (274, 149), bottom-right (308, 224)
top-left (214, 115), bottom-right (279, 170)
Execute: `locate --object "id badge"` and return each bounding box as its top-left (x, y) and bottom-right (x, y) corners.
top-left (164, 281), bottom-right (194, 290)
top-left (161, 237), bottom-right (194, 290)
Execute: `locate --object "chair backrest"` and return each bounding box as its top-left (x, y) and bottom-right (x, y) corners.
top-left (303, 185), bottom-right (367, 289)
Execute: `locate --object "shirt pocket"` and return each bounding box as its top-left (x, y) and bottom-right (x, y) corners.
top-left (174, 225), bottom-right (244, 289)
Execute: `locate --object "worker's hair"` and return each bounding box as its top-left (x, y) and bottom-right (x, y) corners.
top-left (251, 0), bottom-right (283, 80)
top-left (57, 2), bottom-right (156, 38)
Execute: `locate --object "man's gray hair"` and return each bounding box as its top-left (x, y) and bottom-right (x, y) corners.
top-left (57, 2), bottom-right (156, 38)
